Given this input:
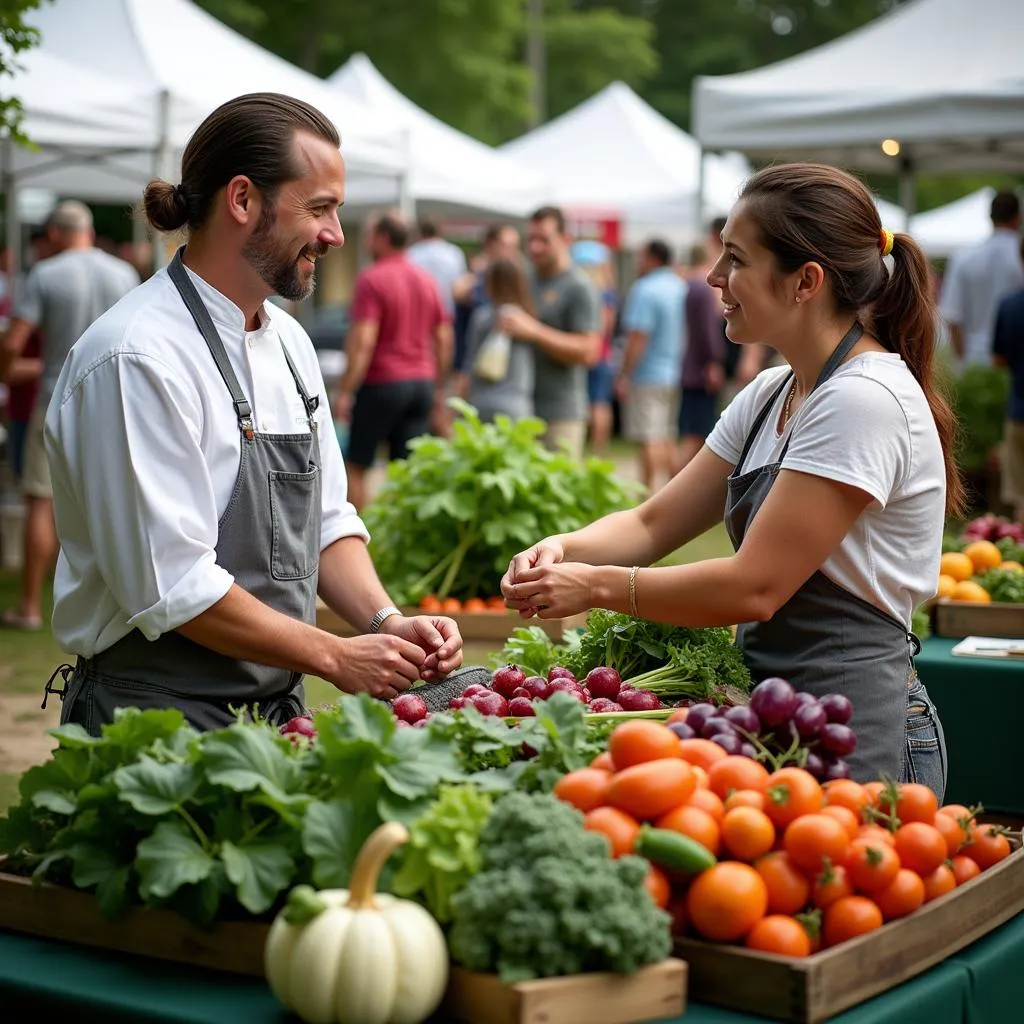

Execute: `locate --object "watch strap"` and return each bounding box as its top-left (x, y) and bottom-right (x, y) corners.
top-left (369, 605), bottom-right (402, 633)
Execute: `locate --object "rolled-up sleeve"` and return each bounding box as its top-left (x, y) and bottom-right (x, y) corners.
top-left (49, 351), bottom-right (234, 639)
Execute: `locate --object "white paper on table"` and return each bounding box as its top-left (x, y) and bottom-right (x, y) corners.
top-left (951, 636), bottom-right (1024, 659)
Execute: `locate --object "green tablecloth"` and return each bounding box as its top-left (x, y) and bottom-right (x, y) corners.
top-left (2, 911), bottom-right (1022, 1024)
top-left (915, 636), bottom-right (1024, 814)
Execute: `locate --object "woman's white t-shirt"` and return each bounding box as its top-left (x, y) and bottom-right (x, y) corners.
top-left (705, 352), bottom-right (946, 627)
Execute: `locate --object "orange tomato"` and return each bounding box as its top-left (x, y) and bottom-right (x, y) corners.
top-left (657, 804), bottom-right (722, 856)
top-left (964, 825), bottom-right (1012, 869)
top-left (820, 805), bottom-right (861, 841)
top-left (874, 868), bottom-right (926, 920)
top-left (418, 594), bottom-right (442, 613)
top-left (922, 863), bottom-right (957, 902)
top-left (862, 781), bottom-right (888, 808)
top-left (687, 862), bottom-right (769, 942)
top-left (939, 804), bottom-right (977, 828)
top-left (610, 720), bottom-right (683, 769)
top-left (584, 806), bottom-right (640, 858)
top-left (690, 765), bottom-right (710, 790)
top-left (823, 779), bottom-right (870, 820)
top-left (461, 597), bottom-right (487, 613)
top-left (608, 758), bottom-right (696, 821)
top-left (688, 787), bottom-right (726, 824)
top-left (440, 597), bottom-right (462, 614)
top-left (812, 861), bottom-right (854, 909)
top-left (590, 751), bottom-right (616, 772)
top-left (745, 915), bottom-right (812, 957)
top-left (765, 768), bottom-right (823, 829)
top-left (895, 783), bottom-right (939, 825)
top-left (823, 896), bottom-right (883, 947)
top-left (755, 851), bottom-right (812, 916)
top-left (678, 738), bottom-right (729, 771)
top-left (857, 824), bottom-right (897, 847)
top-left (486, 596), bottom-right (507, 612)
top-left (844, 838), bottom-right (900, 892)
top-left (950, 855), bottom-right (982, 887)
top-left (644, 864), bottom-right (671, 909)
top-left (894, 822), bottom-right (948, 877)
top-left (724, 789), bottom-right (767, 813)
top-left (667, 707), bottom-right (689, 725)
top-left (784, 814), bottom-right (851, 875)
top-left (721, 807), bottom-right (776, 862)
top-left (708, 755), bottom-right (771, 799)
top-left (933, 811), bottom-right (966, 858)
top-left (553, 768), bottom-right (612, 813)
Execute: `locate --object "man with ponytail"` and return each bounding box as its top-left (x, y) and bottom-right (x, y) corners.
top-left (39, 93), bottom-right (463, 735)
top-left (501, 163), bottom-right (956, 798)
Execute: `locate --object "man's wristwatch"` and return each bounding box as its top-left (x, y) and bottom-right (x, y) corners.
top-left (368, 605), bottom-right (403, 634)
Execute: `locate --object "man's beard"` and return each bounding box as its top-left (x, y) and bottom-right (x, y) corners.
top-left (242, 201), bottom-right (325, 302)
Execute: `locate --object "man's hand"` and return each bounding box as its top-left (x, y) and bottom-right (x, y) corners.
top-left (501, 562), bottom-right (596, 619)
top-left (379, 614), bottom-right (464, 680)
top-left (497, 307), bottom-right (541, 342)
top-left (705, 363), bottom-right (726, 394)
top-left (334, 391), bottom-right (353, 423)
top-left (325, 633), bottom-right (426, 701)
top-left (501, 538), bottom-right (566, 617)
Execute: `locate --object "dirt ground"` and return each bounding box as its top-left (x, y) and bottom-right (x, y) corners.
top-left (0, 694), bottom-right (59, 774)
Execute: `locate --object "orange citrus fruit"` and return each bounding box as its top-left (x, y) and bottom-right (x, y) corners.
top-left (939, 552), bottom-right (974, 582)
top-left (963, 540), bottom-right (1002, 573)
top-left (935, 574), bottom-right (957, 598)
top-left (1000, 561), bottom-right (1023, 572)
top-left (951, 580), bottom-right (990, 603)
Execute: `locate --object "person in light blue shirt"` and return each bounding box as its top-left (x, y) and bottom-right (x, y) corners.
top-left (617, 239), bottom-right (687, 490)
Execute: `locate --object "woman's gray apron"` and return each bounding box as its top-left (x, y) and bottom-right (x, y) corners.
top-left (46, 249), bottom-right (320, 734)
top-left (724, 322), bottom-right (946, 793)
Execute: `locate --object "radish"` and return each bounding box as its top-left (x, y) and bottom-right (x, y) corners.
top-left (585, 667), bottom-right (621, 700)
top-left (462, 683), bottom-right (490, 699)
top-left (280, 716), bottom-right (316, 738)
top-left (412, 717), bottom-right (430, 729)
top-left (491, 664), bottom-right (526, 698)
top-left (471, 691), bottom-right (509, 717)
top-left (522, 676), bottom-right (550, 700)
top-left (508, 697), bottom-right (536, 717)
top-left (618, 687), bottom-right (662, 711)
top-left (392, 693), bottom-right (428, 725)
top-left (547, 666), bottom-right (577, 683)
top-left (547, 678), bottom-right (576, 694)
top-left (448, 696), bottom-right (470, 710)
top-left (588, 698), bottom-right (623, 713)
top-left (395, 719), bottom-right (412, 729)
top-left (511, 687), bottom-right (531, 700)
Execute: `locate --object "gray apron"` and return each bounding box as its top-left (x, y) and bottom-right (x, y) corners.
top-left (46, 249), bottom-right (319, 734)
top-left (725, 322), bottom-right (920, 782)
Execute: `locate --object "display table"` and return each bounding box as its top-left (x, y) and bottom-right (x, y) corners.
top-left (915, 636), bottom-right (1023, 815)
top-left (1, 910), bottom-right (1022, 1024)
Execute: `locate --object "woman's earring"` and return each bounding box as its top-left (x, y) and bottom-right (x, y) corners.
top-left (794, 296), bottom-right (801, 304)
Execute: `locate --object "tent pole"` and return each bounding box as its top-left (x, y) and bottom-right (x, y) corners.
top-left (695, 145), bottom-right (706, 250)
top-left (152, 89), bottom-right (173, 273)
top-left (898, 155), bottom-right (915, 230)
top-left (397, 127), bottom-right (414, 221)
top-left (3, 135), bottom-right (20, 304)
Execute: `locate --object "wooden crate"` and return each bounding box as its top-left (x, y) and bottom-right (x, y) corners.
top-left (0, 870), bottom-right (270, 976)
top-left (674, 839), bottom-right (1024, 1023)
top-left (316, 599), bottom-right (587, 643)
top-left (931, 598), bottom-right (1024, 639)
top-left (442, 959), bottom-right (687, 1024)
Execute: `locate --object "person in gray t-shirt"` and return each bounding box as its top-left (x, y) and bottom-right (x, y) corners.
top-left (0, 199), bottom-right (139, 631)
top-left (497, 207), bottom-right (600, 458)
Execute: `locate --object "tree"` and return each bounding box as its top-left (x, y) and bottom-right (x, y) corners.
top-left (0, 0), bottom-right (52, 144)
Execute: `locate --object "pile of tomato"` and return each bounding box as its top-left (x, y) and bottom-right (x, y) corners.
top-left (553, 720), bottom-right (1014, 957)
top-left (417, 595), bottom-right (508, 615)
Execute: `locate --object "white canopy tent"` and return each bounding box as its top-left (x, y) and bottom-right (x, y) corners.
top-left (501, 82), bottom-right (750, 250)
top-left (909, 188), bottom-right (997, 258)
top-left (326, 53), bottom-right (549, 217)
top-left (4, 0), bottom-right (407, 270)
top-left (692, 0), bottom-right (1024, 210)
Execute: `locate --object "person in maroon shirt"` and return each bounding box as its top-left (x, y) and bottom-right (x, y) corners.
top-left (336, 212), bottom-right (453, 510)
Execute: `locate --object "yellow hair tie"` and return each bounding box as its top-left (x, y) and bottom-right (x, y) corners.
top-left (879, 227), bottom-right (894, 258)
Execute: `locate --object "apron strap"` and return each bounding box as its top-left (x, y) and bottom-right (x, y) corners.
top-left (734, 372), bottom-right (791, 476)
top-left (280, 343), bottom-right (320, 428)
top-left (168, 247), bottom-right (255, 438)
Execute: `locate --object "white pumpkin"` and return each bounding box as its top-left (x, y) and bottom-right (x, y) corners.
top-left (264, 821), bottom-right (449, 1024)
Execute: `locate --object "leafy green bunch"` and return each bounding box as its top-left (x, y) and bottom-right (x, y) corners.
top-left (976, 567), bottom-right (1024, 604)
top-left (362, 400), bottom-right (640, 604)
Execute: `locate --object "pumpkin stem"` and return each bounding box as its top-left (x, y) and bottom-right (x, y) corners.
top-left (284, 885), bottom-right (328, 925)
top-left (348, 821), bottom-right (410, 909)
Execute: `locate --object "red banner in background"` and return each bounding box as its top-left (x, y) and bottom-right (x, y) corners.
top-left (564, 208), bottom-right (622, 251)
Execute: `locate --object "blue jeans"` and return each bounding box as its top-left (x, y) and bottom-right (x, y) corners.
top-left (900, 670), bottom-right (948, 802)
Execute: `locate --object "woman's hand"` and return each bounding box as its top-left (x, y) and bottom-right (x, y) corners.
top-left (501, 538), bottom-right (566, 617)
top-left (502, 561), bottom-right (597, 619)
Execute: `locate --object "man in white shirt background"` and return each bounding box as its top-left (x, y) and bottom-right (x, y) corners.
top-left (939, 191), bottom-right (1024, 367)
top-left (406, 218), bottom-right (467, 319)
top-left (42, 91), bottom-right (463, 734)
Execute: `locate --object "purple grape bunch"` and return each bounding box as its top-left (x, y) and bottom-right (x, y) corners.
top-left (668, 676), bottom-right (857, 781)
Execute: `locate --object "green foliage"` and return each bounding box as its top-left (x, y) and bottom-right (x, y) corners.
top-left (488, 624), bottom-right (577, 677)
top-left (949, 366), bottom-right (1011, 471)
top-left (975, 568), bottom-right (1024, 604)
top-left (0, 0), bottom-right (52, 145)
top-left (447, 791), bottom-right (672, 982)
top-left (911, 604), bottom-right (931, 640)
top-left (362, 401), bottom-right (640, 604)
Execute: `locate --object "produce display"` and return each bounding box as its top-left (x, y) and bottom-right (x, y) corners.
top-left (939, 515), bottom-right (1024, 603)
top-left (552, 711), bottom-right (1013, 957)
top-left (361, 401), bottom-right (639, 605)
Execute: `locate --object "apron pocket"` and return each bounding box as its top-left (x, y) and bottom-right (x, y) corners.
top-left (269, 467), bottom-right (320, 581)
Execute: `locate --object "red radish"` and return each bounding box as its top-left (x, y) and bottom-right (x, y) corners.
top-left (280, 716), bottom-right (316, 738)
top-left (512, 687), bottom-right (531, 700)
top-left (395, 719), bottom-right (412, 729)
top-left (522, 676), bottom-right (551, 699)
top-left (491, 664), bottom-right (526, 698)
top-left (412, 717), bottom-right (430, 728)
top-left (471, 691), bottom-right (509, 717)
top-left (618, 687), bottom-right (662, 711)
top-left (548, 666), bottom-right (577, 683)
top-left (547, 679), bottom-right (576, 694)
top-left (392, 693), bottom-right (428, 724)
top-left (448, 696), bottom-right (470, 710)
top-left (586, 667), bottom-right (622, 700)
top-left (589, 698), bottom-right (623, 713)
top-left (508, 697), bottom-right (536, 717)
top-left (462, 683), bottom-right (490, 699)
top-left (578, 686), bottom-right (592, 703)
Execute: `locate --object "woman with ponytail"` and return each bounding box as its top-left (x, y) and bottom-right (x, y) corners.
top-left (501, 163), bottom-right (957, 796)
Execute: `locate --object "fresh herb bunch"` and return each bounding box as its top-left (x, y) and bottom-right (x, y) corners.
top-left (488, 625), bottom-right (578, 678)
top-left (976, 567), bottom-right (1024, 603)
top-left (362, 400), bottom-right (640, 604)
top-left (448, 792), bottom-right (672, 982)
